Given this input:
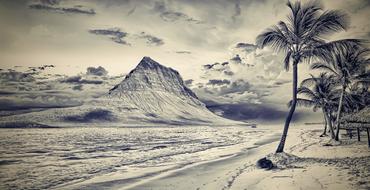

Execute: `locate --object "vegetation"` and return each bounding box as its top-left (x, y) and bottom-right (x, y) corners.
top-left (290, 73), bottom-right (337, 138)
top-left (311, 47), bottom-right (370, 140)
top-left (255, 0), bottom-right (364, 152)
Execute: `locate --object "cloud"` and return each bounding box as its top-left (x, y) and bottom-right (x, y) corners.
top-left (0, 95), bottom-right (82, 111)
top-left (207, 79), bottom-right (230, 86)
top-left (231, 0), bottom-right (241, 22)
top-left (175, 51), bottom-right (191, 54)
top-left (0, 71), bottom-right (35, 82)
top-left (61, 75), bottom-right (103, 84)
top-left (86, 66), bottom-right (108, 76)
top-left (223, 70), bottom-right (234, 76)
top-left (29, 3), bottom-right (96, 15)
top-left (72, 84), bottom-right (83, 91)
top-left (89, 28), bottom-right (130, 45)
top-left (203, 62), bottom-right (228, 70)
top-left (127, 6), bottom-right (136, 15)
top-left (153, 1), bottom-right (203, 24)
top-left (137, 32), bottom-right (164, 46)
top-left (230, 54), bottom-right (242, 64)
top-left (184, 79), bottom-right (193, 86)
top-left (204, 101), bottom-right (307, 122)
top-left (194, 78), bottom-right (262, 104)
top-left (235, 43), bottom-right (257, 53)
top-left (63, 109), bottom-right (117, 122)
top-left (89, 28), bottom-right (164, 46)
top-left (217, 79), bottom-right (251, 95)
top-left (193, 42), bottom-right (291, 106)
top-left (40, 0), bottom-right (61, 5)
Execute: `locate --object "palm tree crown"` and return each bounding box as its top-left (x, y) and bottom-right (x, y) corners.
top-left (256, 0), bottom-right (349, 69)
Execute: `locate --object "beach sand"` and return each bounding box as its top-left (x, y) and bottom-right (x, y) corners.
top-left (122, 125), bottom-right (370, 190)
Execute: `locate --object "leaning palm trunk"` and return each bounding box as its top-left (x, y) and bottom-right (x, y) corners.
top-left (276, 62), bottom-right (298, 153)
top-left (335, 83), bottom-right (346, 141)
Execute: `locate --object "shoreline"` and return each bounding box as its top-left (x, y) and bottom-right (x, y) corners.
top-left (119, 127), bottom-right (370, 190)
top-left (56, 129), bottom-right (281, 190)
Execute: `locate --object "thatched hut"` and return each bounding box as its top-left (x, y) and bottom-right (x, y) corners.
top-left (341, 107), bottom-right (370, 147)
top-left (341, 107), bottom-right (370, 128)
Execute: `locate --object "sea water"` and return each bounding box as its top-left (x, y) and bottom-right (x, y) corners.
top-left (0, 126), bottom-right (271, 189)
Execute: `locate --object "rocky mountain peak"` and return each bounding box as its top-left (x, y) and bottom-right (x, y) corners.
top-left (137, 56), bottom-right (162, 69)
top-left (109, 57), bottom-right (197, 99)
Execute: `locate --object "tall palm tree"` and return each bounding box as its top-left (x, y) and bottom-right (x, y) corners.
top-left (311, 47), bottom-right (369, 141)
top-left (256, 0), bottom-right (351, 152)
top-left (290, 73), bottom-right (337, 138)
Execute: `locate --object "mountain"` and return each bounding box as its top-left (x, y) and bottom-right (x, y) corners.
top-left (0, 57), bottom-right (241, 127)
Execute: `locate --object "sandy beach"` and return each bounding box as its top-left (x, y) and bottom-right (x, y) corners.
top-left (119, 125), bottom-right (370, 190)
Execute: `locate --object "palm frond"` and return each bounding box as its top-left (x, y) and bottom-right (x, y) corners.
top-left (300, 74), bottom-right (318, 87)
top-left (298, 0), bottom-right (322, 37)
top-left (256, 26), bottom-right (291, 52)
top-left (297, 86), bottom-right (317, 99)
top-left (310, 62), bottom-right (339, 76)
top-left (288, 98), bottom-right (316, 108)
top-left (307, 10), bottom-right (349, 39)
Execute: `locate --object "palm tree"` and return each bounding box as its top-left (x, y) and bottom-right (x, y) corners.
top-left (256, 0), bottom-right (351, 152)
top-left (290, 73), bottom-right (337, 138)
top-left (311, 47), bottom-right (369, 141)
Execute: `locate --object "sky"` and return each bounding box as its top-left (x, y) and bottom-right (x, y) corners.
top-left (0, 0), bottom-right (369, 122)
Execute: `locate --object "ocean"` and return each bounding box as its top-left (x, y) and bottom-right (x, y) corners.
top-left (0, 126), bottom-right (273, 189)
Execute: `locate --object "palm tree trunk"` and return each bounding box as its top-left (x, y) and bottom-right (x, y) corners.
top-left (276, 62), bottom-right (298, 153)
top-left (334, 83), bottom-right (346, 141)
top-left (320, 108), bottom-right (327, 137)
top-left (325, 111), bottom-right (335, 139)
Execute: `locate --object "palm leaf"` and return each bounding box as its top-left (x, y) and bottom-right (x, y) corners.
top-left (256, 26), bottom-right (291, 52)
top-left (310, 62), bottom-right (339, 76)
top-left (287, 98), bottom-right (316, 108)
top-left (307, 10), bottom-right (349, 39)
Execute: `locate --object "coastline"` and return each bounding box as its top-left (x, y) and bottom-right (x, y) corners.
top-left (119, 125), bottom-right (370, 190)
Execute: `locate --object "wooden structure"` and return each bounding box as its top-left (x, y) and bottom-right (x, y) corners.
top-left (340, 107), bottom-right (370, 148)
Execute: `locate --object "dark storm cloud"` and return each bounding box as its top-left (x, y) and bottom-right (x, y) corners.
top-left (29, 3), bottom-right (96, 15)
top-left (153, 1), bottom-right (203, 24)
top-left (137, 32), bottom-right (164, 46)
top-left (89, 28), bottom-right (130, 45)
top-left (204, 101), bottom-right (304, 122)
top-left (61, 76), bottom-right (103, 84)
top-left (207, 79), bottom-right (231, 86)
top-left (0, 95), bottom-right (82, 111)
top-left (63, 109), bottom-right (117, 122)
top-left (86, 66), bottom-right (108, 76)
